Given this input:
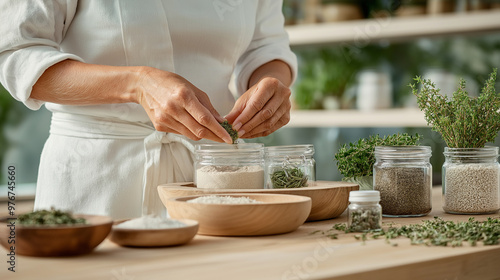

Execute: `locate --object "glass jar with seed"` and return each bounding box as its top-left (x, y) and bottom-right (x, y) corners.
top-left (373, 146), bottom-right (432, 217)
top-left (442, 147), bottom-right (500, 214)
top-left (348, 190), bottom-right (382, 232)
top-left (264, 145), bottom-right (315, 189)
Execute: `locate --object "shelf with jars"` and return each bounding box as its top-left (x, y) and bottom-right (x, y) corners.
top-left (286, 9), bottom-right (500, 47)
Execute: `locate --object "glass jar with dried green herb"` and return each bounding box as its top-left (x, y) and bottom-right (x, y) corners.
top-left (264, 145), bottom-right (315, 189)
top-left (443, 147), bottom-right (500, 214)
top-left (348, 190), bottom-right (382, 232)
top-left (374, 146), bottom-right (432, 217)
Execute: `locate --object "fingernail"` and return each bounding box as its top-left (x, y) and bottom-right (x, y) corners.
top-left (238, 129), bottom-right (245, 137)
top-left (233, 122), bottom-right (242, 131)
top-left (224, 136), bottom-right (233, 144)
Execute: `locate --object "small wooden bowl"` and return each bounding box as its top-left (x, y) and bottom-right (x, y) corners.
top-left (158, 181), bottom-right (359, 221)
top-left (108, 219), bottom-right (199, 247)
top-left (0, 214), bottom-right (112, 257)
top-left (164, 193), bottom-right (312, 236)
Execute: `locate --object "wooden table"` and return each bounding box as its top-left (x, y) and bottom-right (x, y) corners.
top-left (1, 187), bottom-right (500, 280)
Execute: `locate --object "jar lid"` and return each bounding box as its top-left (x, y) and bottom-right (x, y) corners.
top-left (349, 190), bottom-right (380, 202)
top-left (264, 145), bottom-right (314, 156)
top-left (374, 146), bottom-right (431, 158)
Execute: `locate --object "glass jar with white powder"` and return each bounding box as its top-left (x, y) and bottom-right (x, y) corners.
top-left (443, 147), bottom-right (500, 214)
top-left (264, 145), bottom-right (315, 189)
top-left (194, 143), bottom-right (265, 189)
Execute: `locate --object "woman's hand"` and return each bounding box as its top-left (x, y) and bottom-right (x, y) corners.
top-left (225, 77), bottom-right (291, 138)
top-left (137, 67), bottom-right (233, 143)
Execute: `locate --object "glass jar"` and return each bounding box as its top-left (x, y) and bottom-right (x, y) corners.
top-left (348, 190), bottom-right (382, 232)
top-left (264, 145), bottom-right (315, 189)
top-left (194, 143), bottom-right (264, 189)
top-left (443, 147), bottom-right (500, 214)
top-left (373, 146), bottom-right (432, 217)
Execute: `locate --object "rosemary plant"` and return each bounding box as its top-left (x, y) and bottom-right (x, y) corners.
top-left (410, 68), bottom-right (500, 148)
top-left (220, 120), bottom-right (239, 144)
top-left (334, 133), bottom-right (421, 179)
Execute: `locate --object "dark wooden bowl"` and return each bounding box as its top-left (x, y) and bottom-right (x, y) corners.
top-left (0, 214), bottom-right (112, 257)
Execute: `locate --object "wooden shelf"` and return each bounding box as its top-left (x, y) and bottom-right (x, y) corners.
top-left (286, 10), bottom-right (500, 46)
top-left (287, 108), bottom-right (427, 128)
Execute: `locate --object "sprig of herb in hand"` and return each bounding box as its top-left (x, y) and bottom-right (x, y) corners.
top-left (220, 120), bottom-right (239, 144)
top-left (313, 217), bottom-right (500, 247)
top-left (410, 68), bottom-right (500, 148)
top-left (335, 133), bottom-right (421, 179)
top-left (271, 167), bottom-right (308, 188)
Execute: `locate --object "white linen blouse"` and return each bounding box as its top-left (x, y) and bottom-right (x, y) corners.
top-left (0, 0), bottom-right (297, 219)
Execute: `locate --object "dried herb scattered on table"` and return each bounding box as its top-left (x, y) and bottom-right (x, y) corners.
top-left (220, 120), bottom-right (239, 144)
top-left (313, 217), bottom-right (500, 247)
top-left (271, 167), bottom-right (308, 188)
top-left (18, 208), bottom-right (87, 226)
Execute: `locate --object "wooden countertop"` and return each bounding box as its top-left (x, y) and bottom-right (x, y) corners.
top-left (1, 187), bottom-right (500, 280)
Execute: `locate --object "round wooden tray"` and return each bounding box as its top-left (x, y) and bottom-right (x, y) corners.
top-left (158, 181), bottom-right (358, 221)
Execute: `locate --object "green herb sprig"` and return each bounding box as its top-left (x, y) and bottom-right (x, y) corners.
top-left (270, 167), bottom-right (308, 188)
top-left (334, 133), bottom-right (421, 179)
top-left (18, 208), bottom-right (86, 226)
top-left (220, 120), bottom-right (239, 144)
top-left (313, 217), bottom-right (500, 247)
top-left (410, 68), bottom-right (500, 148)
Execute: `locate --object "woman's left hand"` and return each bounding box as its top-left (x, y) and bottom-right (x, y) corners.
top-left (225, 77), bottom-right (291, 138)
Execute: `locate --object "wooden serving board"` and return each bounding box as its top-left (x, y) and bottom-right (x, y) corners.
top-left (158, 181), bottom-right (359, 221)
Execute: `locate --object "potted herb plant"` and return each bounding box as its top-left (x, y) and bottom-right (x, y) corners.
top-left (410, 69), bottom-right (500, 214)
top-left (334, 133), bottom-right (421, 190)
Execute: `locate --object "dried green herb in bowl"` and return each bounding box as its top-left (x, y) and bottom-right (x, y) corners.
top-left (18, 208), bottom-right (87, 226)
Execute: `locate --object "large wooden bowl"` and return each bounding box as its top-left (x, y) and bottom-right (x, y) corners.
top-left (164, 194), bottom-right (311, 236)
top-left (158, 181), bottom-right (358, 221)
top-left (0, 214), bottom-right (112, 257)
top-left (108, 219), bottom-right (199, 247)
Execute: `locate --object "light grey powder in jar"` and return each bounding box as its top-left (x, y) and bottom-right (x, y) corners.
top-left (444, 164), bottom-right (500, 214)
top-left (196, 165), bottom-right (264, 189)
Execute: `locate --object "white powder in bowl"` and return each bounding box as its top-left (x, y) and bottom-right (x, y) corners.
top-left (187, 195), bottom-right (263, 204)
top-left (196, 165), bottom-right (264, 189)
top-left (114, 215), bottom-right (186, 229)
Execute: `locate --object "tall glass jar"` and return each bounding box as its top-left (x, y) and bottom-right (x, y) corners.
top-left (264, 145), bottom-right (315, 189)
top-left (194, 143), bottom-right (264, 189)
top-left (348, 190), bottom-right (382, 232)
top-left (373, 146), bottom-right (432, 217)
top-left (443, 147), bottom-right (500, 214)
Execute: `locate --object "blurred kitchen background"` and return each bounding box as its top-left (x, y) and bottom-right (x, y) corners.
top-left (1, 0), bottom-right (500, 196)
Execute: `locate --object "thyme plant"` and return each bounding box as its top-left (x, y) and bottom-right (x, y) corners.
top-left (410, 69), bottom-right (500, 148)
top-left (335, 133), bottom-right (421, 180)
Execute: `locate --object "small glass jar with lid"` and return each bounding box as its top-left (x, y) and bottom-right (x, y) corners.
top-left (348, 190), bottom-right (382, 232)
top-left (194, 143), bottom-right (264, 189)
top-left (442, 147), bottom-right (500, 214)
top-left (373, 146), bottom-right (432, 217)
top-left (264, 145), bottom-right (315, 189)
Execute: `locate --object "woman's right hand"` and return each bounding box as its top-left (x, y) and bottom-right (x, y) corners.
top-left (136, 67), bottom-right (233, 144)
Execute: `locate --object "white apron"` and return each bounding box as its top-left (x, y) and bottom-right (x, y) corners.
top-left (34, 112), bottom-right (196, 219)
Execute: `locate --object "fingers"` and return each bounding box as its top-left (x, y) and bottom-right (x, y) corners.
top-left (231, 77), bottom-right (291, 138)
top-left (138, 70), bottom-right (232, 143)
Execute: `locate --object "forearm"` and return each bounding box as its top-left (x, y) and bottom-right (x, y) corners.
top-left (247, 60), bottom-right (293, 90)
top-left (31, 60), bottom-right (141, 105)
